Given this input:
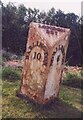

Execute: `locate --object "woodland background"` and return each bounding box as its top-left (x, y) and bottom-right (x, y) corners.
top-left (1, 1), bottom-right (82, 66)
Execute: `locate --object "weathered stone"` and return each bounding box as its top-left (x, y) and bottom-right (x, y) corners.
top-left (18, 22), bottom-right (70, 104)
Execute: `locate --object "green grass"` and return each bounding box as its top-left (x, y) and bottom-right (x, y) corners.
top-left (64, 72), bottom-right (82, 80)
top-left (59, 85), bottom-right (82, 111)
top-left (62, 71), bottom-right (82, 89)
top-left (2, 80), bottom-right (82, 118)
top-left (2, 67), bottom-right (21, 81)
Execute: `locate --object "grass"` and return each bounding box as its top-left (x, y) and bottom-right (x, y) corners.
top-left (2, 67), bottom-right (21, 81)
top-left (59, 85), bottom-right (82, 111)
top-left (2, 80), bottom-right (82, 118)
top-left (63, 71), bottom-right (82, 80)
top-left (62, 71), bottom-right (83, 89)
top-left (0, 78), bottom-right (2, 120)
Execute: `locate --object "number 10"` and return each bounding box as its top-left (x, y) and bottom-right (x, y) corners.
top-left (33, 52), bottom-right (41, 60)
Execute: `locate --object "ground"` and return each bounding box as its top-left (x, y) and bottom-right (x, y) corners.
top-left (2, 80), bottom-right (82, 118)
top-left (1, 60), bottom-right (83, 118)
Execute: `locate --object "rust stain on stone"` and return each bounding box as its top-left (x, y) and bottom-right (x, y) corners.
top-left (18, 22), bottom-right (71, 104)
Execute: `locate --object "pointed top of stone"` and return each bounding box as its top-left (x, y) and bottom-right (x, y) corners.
top-left (29, 22), bottom-right (70, 47)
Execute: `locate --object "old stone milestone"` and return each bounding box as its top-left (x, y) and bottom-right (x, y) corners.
top-left (18, 22), bottom-right (70, 104)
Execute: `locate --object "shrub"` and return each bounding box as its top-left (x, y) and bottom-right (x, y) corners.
top-left (2, 50), bottom-right (19, 62)
top-left (0, 67), bottom-right (2, 79)
top-left (81, 70), bottom-right (83, 77)
top-left (10, 55), bottom-right (18, 60)
top-left (0, 54), bottom-right (2, 65)
top-left (2, 67), bottom-right (21, 81)
top-left (64, 72), bottom-right (81, 80)
top-left (62, 72), bottom-right (82, 89)
top-left (2, 50), bottom-right (12, 62)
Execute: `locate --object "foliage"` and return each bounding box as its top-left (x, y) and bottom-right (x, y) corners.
top-left (62, 72), bottom-right (82, 89)
top-left (0, 54), bottom-right (2, 65)
top-left (64, 72), bottom-right (81, 80)
top-left (0, 66), bottom-right (2, 79)
top-left (81, 69), bottom-right (83, 76)
top-left (1, 2), bottom-right (81, 66)
top-left (2, 50), bottom-right (20, 62)
top-left (2, 50), bottom-right (12, 62)
top-left (2, 80), bottom-right (82, 118)
top-left (2, 67), bottom-right (21, 81)
top-left (10, 55), bottom-right (18, 60)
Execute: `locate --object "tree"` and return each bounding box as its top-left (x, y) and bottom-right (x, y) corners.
top-left (2, 2), bottom-right (81, 66)
top-left (2, 3), bottom-right (28, 54)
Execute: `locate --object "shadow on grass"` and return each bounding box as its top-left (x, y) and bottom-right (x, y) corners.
top-left (62, 78), bottom-right (83, 89)
top-left (17, 92), bottom-right (82, 118)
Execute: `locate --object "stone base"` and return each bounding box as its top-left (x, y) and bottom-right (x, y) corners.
top-left (16, 90), bottom-right (59, 107)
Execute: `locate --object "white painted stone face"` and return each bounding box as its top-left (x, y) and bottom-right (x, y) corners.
top-left (44, 50), bottom-right (63, 99)
top-left (19, 22), bottom-right (70, 104)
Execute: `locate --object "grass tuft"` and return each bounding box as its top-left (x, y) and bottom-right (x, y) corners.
top-left (2, 67), bottom-right (21, 81)
top-left (62, 72), bottom-right (82, 89)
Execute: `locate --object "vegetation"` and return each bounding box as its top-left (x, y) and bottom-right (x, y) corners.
top-left (2, 80), bottom-right (82, 118)
top-left (2, 67), bottom-right (21, 81)
top-left (2, 50), bottom-right (19, 62)
top-left (1, 64), bottom-right (82, 118)
top-left (64, 72), bottom-right (81, 80)
top-left (1, 1), bottom-right (82, 66)
top-left (2, 50), bottom-right (12, 62)
top-left (62, 71), bottom-right (83, 89)
top-left (0, 0), bottom-right (82, 119)
top-left (0, 66), bottom-right (2, 79)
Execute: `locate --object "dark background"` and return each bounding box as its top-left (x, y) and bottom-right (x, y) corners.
top-left (1, 1), bottom-right (82, 66)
